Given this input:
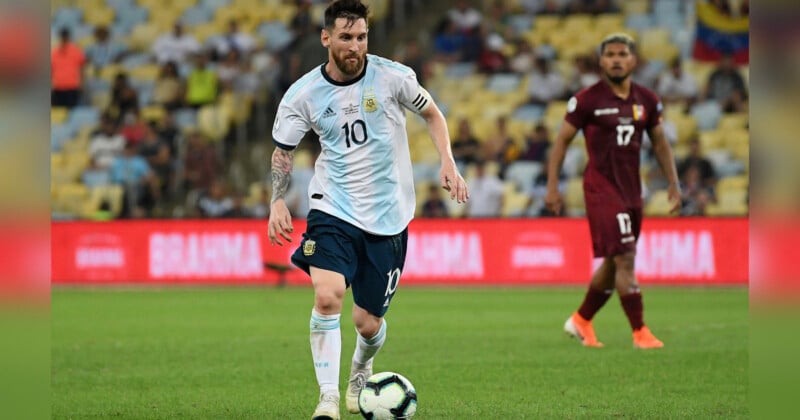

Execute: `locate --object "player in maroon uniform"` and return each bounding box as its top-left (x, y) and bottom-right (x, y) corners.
top-left (545, 34), bottom-right (681, 349)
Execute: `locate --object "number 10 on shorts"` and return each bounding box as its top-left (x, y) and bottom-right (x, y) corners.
top-left (385, 268), bottom-right (401, 296)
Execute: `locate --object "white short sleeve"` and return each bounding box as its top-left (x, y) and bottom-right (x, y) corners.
top-left (272, 100), bottom-right (311, 150)
top-left (397, 71), bottom-right (431, 115)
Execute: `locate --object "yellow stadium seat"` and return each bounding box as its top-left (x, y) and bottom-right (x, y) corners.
top-left (621, 0), bottom-right (649, 14)
top-left (170, 0), bottom-right (198, 13)
top-left (699, 131), bottom-right (723, 150)
top-left (192, 22), bottom-right (225, 44)
top-left (644, 190), bottom-right (675, 216)
top-left (672, 114), bottom-right (698, 145)
top-left (595, 13), bottom-right (624, 33)
top-left (130, 23), bottom-right (162, 52)
top-left (127, 64), bottom-right (161, 82)
top-left (641, 42), bottom-right (679, 62)
top-left (84, 185), bottom-right (125, 218)
top-left (563, 14), bottom-right (594, 31)
top-left (718, 113), bottom-right (748, 131)
top-left (51, 107), bottom-right (68, 125)
top-left (55, 183), bottom-right (90, 216)
top-left (198, 105), bottom-right (232, 141)
top-left (732, 143), bottom-right (749, 160)
top-left (717, 175), bottom-right (749, 192)
top-left (83, 7), bottom-right (115, 27)
top-left (721, 128), bottom-right (748, 150)
top-left (545, 100), bottom-right (568, 119)
top-left (534, 15), bottom-right (561, 32)
top-left (707, 187), bottom-right (749, 216)
top-left (141, 105), bottom-right (167, 124)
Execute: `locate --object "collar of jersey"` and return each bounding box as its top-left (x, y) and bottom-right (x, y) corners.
top-left (320, 57), bottom-right (368, 87)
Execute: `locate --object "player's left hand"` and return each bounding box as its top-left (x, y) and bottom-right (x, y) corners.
top-left (440, 161), bottom-right (468, 203)
top-left (667, 184), bottom-right (682, 214)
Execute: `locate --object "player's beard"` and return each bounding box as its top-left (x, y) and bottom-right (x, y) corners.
top-left (605, 69), bottom-right (631, 85)
top-left (332, 51), bottom-right (365, 76)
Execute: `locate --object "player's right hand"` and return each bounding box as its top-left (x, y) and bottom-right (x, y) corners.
top-left (544, 188), bottom-right (562, 215)
top-left (268, 199), bottom-right (293, 246)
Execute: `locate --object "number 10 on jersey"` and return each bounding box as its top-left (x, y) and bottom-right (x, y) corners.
top-left (342, 119), bottom-right (368, 148)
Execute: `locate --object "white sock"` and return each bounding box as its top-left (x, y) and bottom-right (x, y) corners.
top-left (352, 319), bottom-right (387, 369)
top-left (310, 309), bottom-right (341, 395)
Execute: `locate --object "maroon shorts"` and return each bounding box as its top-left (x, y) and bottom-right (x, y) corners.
top-left (585, 203), bottom-right (642, 258)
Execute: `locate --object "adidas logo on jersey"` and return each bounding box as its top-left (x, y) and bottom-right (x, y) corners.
top-left (322, 107), bottom-right (336, 118)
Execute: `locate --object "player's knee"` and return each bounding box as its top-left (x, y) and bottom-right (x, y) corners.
top-left (613, 253), bottom-right (635, 274)
top-left (355, 317), bottom-right (382, 338)
top-left (314, 289), bottom-right (344, 313)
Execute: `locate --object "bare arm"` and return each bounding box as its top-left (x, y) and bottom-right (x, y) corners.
top-left (420, 101), bottom-right (469, 203)
top-left (544, 121), bottom-right (579, 214)
top-left (648, 124), bottom-right (682, 213)
top-left (268, 147), bottom-right (294, 245)
top-left (270, 147), bottom-right (294, 204)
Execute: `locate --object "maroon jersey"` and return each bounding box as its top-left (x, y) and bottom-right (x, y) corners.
top-left (564, 80), bottom-right (663, 208)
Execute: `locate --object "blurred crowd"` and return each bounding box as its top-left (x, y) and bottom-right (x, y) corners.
top-left (51, 0), bottom-right (749, 220)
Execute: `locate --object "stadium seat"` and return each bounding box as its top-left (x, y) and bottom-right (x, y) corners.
top-left (532, 15), bottom-right (561, 32)
top-left (621, 0), bottom-right (649, 15)
top-left (182, 5), bottom-right (214, 26)
top-left (511, 104), bottom-right (545, 122)
top-left (644, 190), bottom-right (674, 216)
top-left (501, 184), bottom-right (531, 217)
top-left (258, 22), bottom-right (293, 52)
top-left (85, 184), bottom-right (125, 218)
top-left (690, 101), bottom-right (723, 131)
top-left (671, 114), bottom-right (698, 145)
top-left (505, 161), bottom-right (543, 192)
top-left (564, 177), bottom-right (585, 216)
top-left (54, 183), bottom-right (90, 216)
top-left (706, 187), bottom-right (748, 216)
top-left (68, 107), bottom-right (102, 131)
top-left (595, 13), bottom-right (624, 33)
top-left (129, 23), bottom-right (162, 51)
top-left (699, 130), bottom-right (723, 150)
top-left (717, 175), bottom-right (749, 192)
top-left (198, 105), bottom-right (231, 141)
top-left (718, 113), bottom-right (748, 131)
top-left (51, 107), bottom-right (69, 125)
top-left (624, 14), bottom-right (652, 33)
top-left (83, 7), bottom-right (116, 27)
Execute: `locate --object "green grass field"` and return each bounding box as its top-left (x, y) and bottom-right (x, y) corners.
top-left (52, 287), bottom-right (747, 419)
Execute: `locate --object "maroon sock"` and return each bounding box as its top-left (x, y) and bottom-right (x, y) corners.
top-left (577, 286), bottom-right (613, 321)
top-left (620, 292), bottom-right (644, 331)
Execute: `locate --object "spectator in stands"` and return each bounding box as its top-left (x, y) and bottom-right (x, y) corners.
top-left (153, 61), bottom-right (184, 111)
top-left (89, 114), bottom-right (126, 169)
top-left (448, 0), bottom-right (483, 32)
top-left (677, 136), bottom-right (717, 189)
top-left (657, 57), bottom-right (699, 106)
top-left (519, 123), bottom-right (550, 163)
top-left (568, 0), bottom-right (617, 14)
top-left (483, 116), bottom-right (520, 174)
top-left (152, 22), bottom-right (200, 65)
top-left (138, 123), bottom-right (173, 196)
top-left (84, 25), bottom-right (127, 70)
top-left (451, 119), bottom-right (482, 170)
top-left (478, 32), bottom-right (509, 74)
top-left (521, 0), bottom-right (569, 15)
top-left (51, 28), bottom-right (85, 108)
top-left (509, 39), bottom-right (536, 74)
top-left (245, 185), bottom-right (271, 219)
top-left (485, 0), bottom-right (512, 37)
top-left (217, 50), bottom-right (242, 89)
top-left (394, 38), bottom-right (427, 85)
top-left (679, 165), bottom-right (714, 216)
top-left (527, 57), bottom-right (565, 105)
top-left (703, 54), bottom-right (747, 109)
top-left (524, 156), bottom-right (564, 217)
top-left (432, 18), bottom-right (464, 63)
top-left (185, 53), bottom-right (218, 108)
top-left (466, 160), bottom-right (505, 218)
top-left (421, 184), bottom-right (449, 218)
top-left (108, 72), bottom-right (139, 125)
top-left (156, 112), bottom-right (180, 158)
top-left (182, 131), bottom-right (220, 193)
top-left (120, 107), bottom-right (148, 145)
top-left (632, 56), bottom-right (660, 89)
top-left (214, 19), bottom-right (257, 60)
top-left (197, 179), bottom-right (238, 218)
top-left (111, 142), bottom-right (158, 218)
top-left (568, 54), bottom-right (600, 95)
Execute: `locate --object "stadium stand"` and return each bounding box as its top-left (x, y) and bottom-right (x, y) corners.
top-left (51, 0), bottom-right (748, 220)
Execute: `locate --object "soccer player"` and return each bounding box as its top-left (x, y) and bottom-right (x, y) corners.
top-left (545, 33), bottom-right (681, 349)
top-left (267, 1), bottom-right (469, 419)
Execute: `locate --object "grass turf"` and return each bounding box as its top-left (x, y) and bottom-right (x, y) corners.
top-left (52, 286), bottom-right (747, 419)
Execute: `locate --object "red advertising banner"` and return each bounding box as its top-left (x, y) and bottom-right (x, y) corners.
top-left (51, 218), bottom-right (748, 286)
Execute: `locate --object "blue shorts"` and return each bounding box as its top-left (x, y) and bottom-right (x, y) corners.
top-left (291, 210), bottom-right (408, 317)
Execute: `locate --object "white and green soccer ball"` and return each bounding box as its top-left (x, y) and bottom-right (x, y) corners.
top-left (358, 372), bottom-right (417, 419)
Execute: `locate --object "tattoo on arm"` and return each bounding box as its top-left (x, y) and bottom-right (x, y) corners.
top-left (271, 148), bottom-right (294, 204)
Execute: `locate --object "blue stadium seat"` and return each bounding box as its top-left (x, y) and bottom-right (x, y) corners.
top-left (51, 124), bottom-right (75, 152)
top-left (258, 22), bottom-right (293, 52)
top-left (200, 0), bottom-right (232, 11)
top-left (624, 13), bottom-right (653, 32)
top-left (690, 101), bottom-right (723, 131)
top-left (444, 63), bottom-right (476, 79)
top-left (106, 0), bottom-right (136, 12)
top-left (181, 6), bottom-right (215, 27)
top-left (508, 14), bottom-right (533, 34)
top-left (653, 0), bottom-right (682, 15)
top-left (115, 6), bottom-right (149, 30)
top-left (68, 107), bottom-right (102, 131)
top-left (512, 104), bottom-right (545, 122)
top-left (486, 73), bottom-right (521, 93)
top-left (174, 108), bottom-right (199, 131)
top-left (121, 52), bottom-right (153, 68)
top-left (52, 8), bottom-right (83, 29)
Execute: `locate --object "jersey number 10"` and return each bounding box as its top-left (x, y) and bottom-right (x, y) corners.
top-left (342, 119), bottom-right (368, 148)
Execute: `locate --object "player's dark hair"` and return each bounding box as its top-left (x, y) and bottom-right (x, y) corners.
top-left (324, 0), bottom-right (369, 30)
top-left (599, 33), bottom-right (636, 54)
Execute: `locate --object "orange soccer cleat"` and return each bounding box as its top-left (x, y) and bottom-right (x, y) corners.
top-left (632, 326), bottom-right (664, 349)
top-left (564, 312), bottom-right (604, 347)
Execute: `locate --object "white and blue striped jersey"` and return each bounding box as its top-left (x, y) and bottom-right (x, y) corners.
top-left (273, 54), bottom-right (431, 236)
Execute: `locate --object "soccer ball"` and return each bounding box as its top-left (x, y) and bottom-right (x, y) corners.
top-left (358, 371), bottom-right (417, 419)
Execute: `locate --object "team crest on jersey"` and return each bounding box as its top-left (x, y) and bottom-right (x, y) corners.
top-left (363, 96), bottom-right (378, 112)
top-left (632, 104), bottom-right (646, 121)
top-left (303, 240), bottom-right (316, 256)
